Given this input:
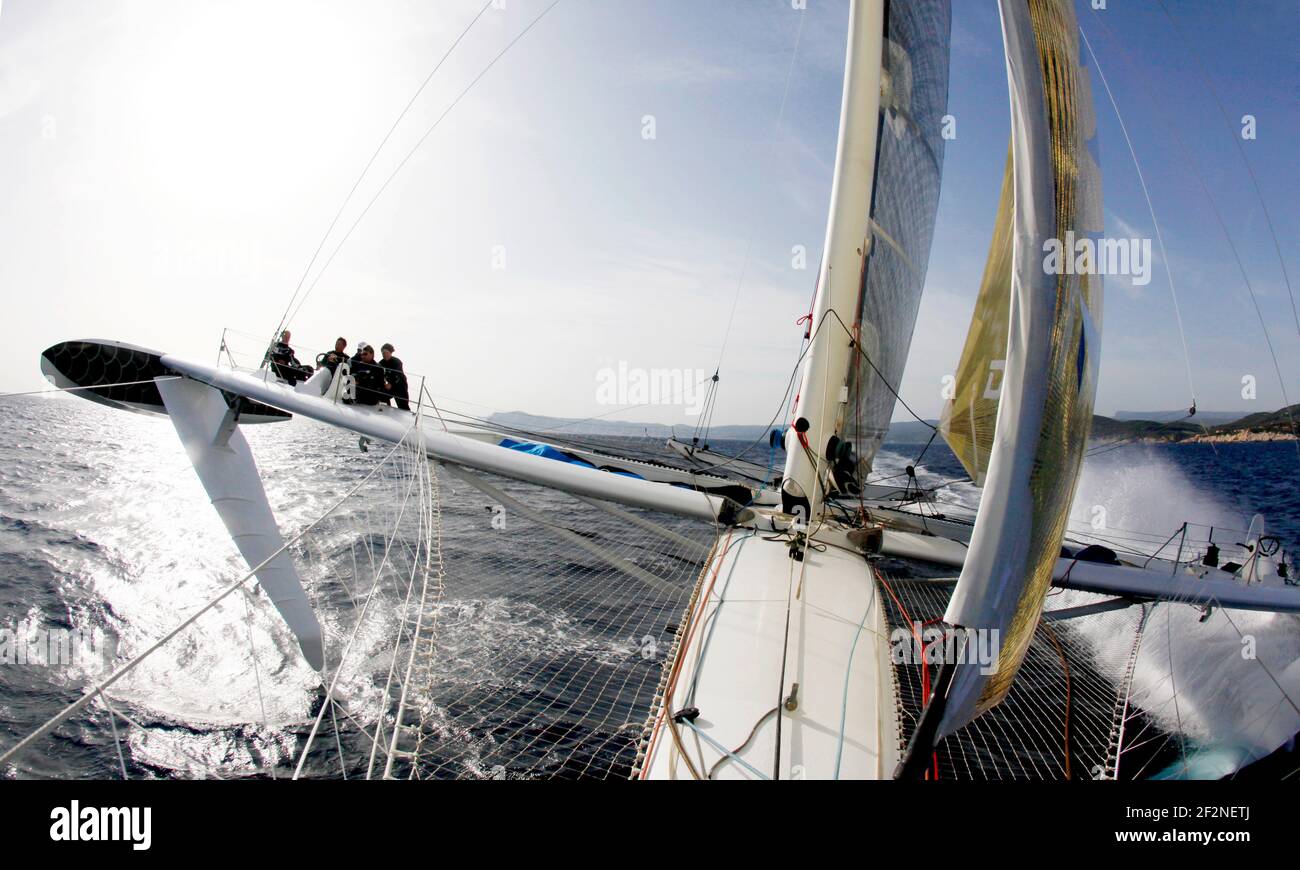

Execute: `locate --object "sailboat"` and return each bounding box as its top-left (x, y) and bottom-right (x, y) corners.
top-left (13, 0), bottom-right (1300, 780)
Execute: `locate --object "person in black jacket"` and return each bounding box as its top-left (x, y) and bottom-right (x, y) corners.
top-left (269, 330), bottom-right (312, 383)
top-left (319, 336), bottom-right (349, 374)
top-left (349, 342), bottom-right (389, 406)
top-left (379, 343), bottom-right (410, 410)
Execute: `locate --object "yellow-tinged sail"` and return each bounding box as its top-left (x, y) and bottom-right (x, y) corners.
top-left (935, 0), bottom-right (1104, 739)
top-left (939, 146), bottom-right (1014, 485)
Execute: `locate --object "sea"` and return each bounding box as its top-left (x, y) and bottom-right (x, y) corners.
top-left (1, 394), bottom-right (1297, 779)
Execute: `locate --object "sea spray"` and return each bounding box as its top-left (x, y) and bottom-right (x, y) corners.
top-left (1070, 447), bottom-right (1300, 773)
top-left (873, 441), bottom-right (1300, 774)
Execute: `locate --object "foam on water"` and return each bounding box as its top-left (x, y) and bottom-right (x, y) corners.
top-left (875, 440), bottom-right (1300, 773)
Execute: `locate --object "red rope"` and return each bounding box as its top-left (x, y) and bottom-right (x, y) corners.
top-left (875, 567), bottom-right (943, 779)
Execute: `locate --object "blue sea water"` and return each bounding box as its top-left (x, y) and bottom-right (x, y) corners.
top-left (0, 394), bottom-right (1296, 778)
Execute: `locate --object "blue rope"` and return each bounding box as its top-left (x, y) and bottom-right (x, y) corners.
top-left (677, 717), bottom-right (771, 780)
top-left (832, 599), bottom-right (875, 779)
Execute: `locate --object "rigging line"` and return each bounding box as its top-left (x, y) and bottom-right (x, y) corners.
top-left (772, 533), bottom-right (798, 779)
top-left (689, 373), bottom-right (720, 444)
top-left (328, 687), bottom-right (350, 779)
top-left (712, 6), bottom-right (809, 377)
top-left (1215, 606), bottom-right (1300, 721)
top-left (827, 308), bottom-right (936, 432)
top-left (1084, 412), bottom-right (1194, 458)
top-left (366, 564), bottom-right (420, 778)
top-left (1160, 602), bottom-right (1188, 776)
top-left (832, 597), bottom-right (875, 779)
top-left (1077, 25), bottom-right (1195, 406)
top-left (295, 425), bottom-right (424, 779)
top-left (96, 689), bottom-right (129, 780)
top-left (240, 588), bottom-right (277, 781)
top-left (385, 439), bottom-right (443, 779)
top-left (0, 430), bottom-right (416, 772)
top-left (285, 0), bottom-right (564, 330)
top-left (683, 533), bottom-right (753, 707)
top-left (684, 9), bottom-right (808, 455)
top-left (530, 312), bottom-right (824, 490)
top-left (1152, 0), bottom-right (1300, 343)
top-left (366, 462), bottom-right (432, 778)
top-left (0, 377), bottom-right (182, 401)
top-left (273, 0), bottom-right (496, 340)
top-left (708, 706), bottom-right (778, 779)
top-left (1038, 622), bottom-right (1073, 780)
top-left (652, 530), bottom-right (736, 781)
top-left (1086, 9), bottom-right (1300, 468)
top-left (674, 318), bottom-right (822, 486)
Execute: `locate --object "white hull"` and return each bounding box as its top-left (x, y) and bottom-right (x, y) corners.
top-left (639, 528), bottom-right (899, 780)
top-left (665, 437), bottom-right (776, 482)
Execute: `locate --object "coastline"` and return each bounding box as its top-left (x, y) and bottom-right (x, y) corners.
top-left (1174, 431), bottom-right (1299, 444)
top-left (1135, 431), bottom-right (1300, 445)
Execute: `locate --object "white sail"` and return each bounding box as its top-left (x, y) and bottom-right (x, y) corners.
top-left (781, 0), bottom-right (950, 516)
top-left (842, 0), bottom-right (951, 474)
top-left (780, 0), bottom-right (887, 520)
top-left (937, 0), bottom-right (1105, 738)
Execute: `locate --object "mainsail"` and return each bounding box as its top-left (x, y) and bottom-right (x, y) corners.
top-left (843, 0), bottom-right (951, 474)
top-left (937, 0), bottom-right (1104, 738)
top-left (938, 147), bottom-right (1014, 485)
top-left (781, 0), bottom-right (950, 515)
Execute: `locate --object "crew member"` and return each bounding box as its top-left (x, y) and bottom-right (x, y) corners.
top-left (379, 343), bottom-right (410, 411)
top-left (320, 337), bottom-right (349, 374)
top-left (269, 330), bottom-right (312, 383)
top-left (349, 342), bottom-right (389, 406)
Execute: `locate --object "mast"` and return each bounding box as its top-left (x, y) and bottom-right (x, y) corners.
top-left (780, 0), bottom-right (886, 522)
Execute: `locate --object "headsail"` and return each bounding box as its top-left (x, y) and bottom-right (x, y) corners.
top-left (936, 0), bottom-right (1104, 738)
top-left (938, 147), bottom-right (1015, 485)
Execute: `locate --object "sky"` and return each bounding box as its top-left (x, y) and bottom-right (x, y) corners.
top-left (1, 0), bottom-right (1296, 426)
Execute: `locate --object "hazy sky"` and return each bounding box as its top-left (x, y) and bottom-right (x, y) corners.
top-left (2, 0), bottom-right (1296, 426)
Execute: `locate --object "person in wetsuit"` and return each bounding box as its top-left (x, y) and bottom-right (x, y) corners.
top-left (319, 337), bottom-right (349, 374)
top-left (269, 330), bottom-right (312, 383)
top-left (379, 343), bottom-right (410, 411)
top-left (349, 342), bottom-right (389, 406)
